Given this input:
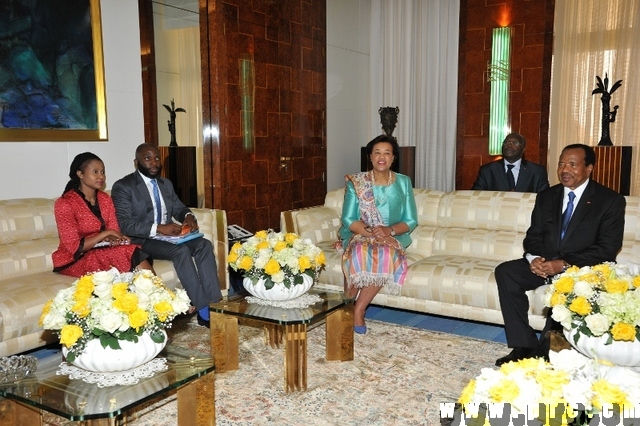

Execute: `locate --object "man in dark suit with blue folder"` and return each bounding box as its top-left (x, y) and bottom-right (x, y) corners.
top-left (472, 133), bottom-right (549, 193)
top-left (112, 143), bottom-right (222, 326)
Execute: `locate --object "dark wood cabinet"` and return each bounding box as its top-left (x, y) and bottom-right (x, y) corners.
top-left (158, 146), bottom-right (198, 207)
top-left (592, 146), bottom-right (632, 195)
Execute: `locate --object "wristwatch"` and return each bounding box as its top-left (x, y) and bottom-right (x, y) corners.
top-left (390, 227), bottom-right (396, 237)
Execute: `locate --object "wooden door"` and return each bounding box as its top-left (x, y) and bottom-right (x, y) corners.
top-left (200, 0), bottom-right (327, 232)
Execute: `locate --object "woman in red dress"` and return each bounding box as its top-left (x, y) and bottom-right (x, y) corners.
top-left (53, 152), bottom-right (153, 276)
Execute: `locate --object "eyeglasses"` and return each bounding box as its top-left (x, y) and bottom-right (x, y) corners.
top-left (503, 139), bottom-right (524, 147)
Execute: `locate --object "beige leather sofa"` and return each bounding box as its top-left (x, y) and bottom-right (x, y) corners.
top-left (281, 188), bottom-right (640, 331)
top-left (0, 198), bottom-right (229, 357)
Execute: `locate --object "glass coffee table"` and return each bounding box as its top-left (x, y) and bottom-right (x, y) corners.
top-left (0, 344), bottom-right (215, 425)
top-left (209, 288), bottom-right (354, 392)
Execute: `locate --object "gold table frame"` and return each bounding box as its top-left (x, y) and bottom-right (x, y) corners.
top-left (209, 289), bottom-right (354, 392)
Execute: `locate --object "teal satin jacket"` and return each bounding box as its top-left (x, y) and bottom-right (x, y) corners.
top-left (339, 173), bottom-right (418, 249)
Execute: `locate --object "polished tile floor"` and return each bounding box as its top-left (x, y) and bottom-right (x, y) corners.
top-left (365, 305), bottom-right (508, 344)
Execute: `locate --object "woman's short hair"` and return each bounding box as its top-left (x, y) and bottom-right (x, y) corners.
top-left (365, 134), bottom-right (400, 158)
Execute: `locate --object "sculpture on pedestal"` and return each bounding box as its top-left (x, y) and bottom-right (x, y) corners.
top-left (162, 99), bottom-right (186, 147)
top-left (591, 74), bottom-right (622, 146)
top-left (378, 106), bottom-right (399, 139)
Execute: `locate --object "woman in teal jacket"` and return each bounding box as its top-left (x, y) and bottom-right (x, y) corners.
top-left (338, 135), bottom-right (418, 334)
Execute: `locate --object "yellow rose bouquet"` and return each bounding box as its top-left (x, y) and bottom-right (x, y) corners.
top-left (544, 263), bottom-right (640, 344)
top-left (228, 229), bottom-right (325, 290)
top-left (458, 349), bottom-right (640, 422)
top-left (40, 268), bottom-right (190, 362)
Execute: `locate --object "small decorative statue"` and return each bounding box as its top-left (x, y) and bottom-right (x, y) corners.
top-left (591, 74), bottom-right (622, 146)
top-left (379, 106), bottom-right (399, 139)
top-left (163, 99), bottom-right (186, 147)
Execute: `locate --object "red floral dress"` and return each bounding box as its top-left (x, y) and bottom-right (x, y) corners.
top-left (53, 190), bottom-right (143, 277)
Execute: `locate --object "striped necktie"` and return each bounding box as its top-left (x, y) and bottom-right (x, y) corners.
top-left (151, 179), bottom-right (163, 224)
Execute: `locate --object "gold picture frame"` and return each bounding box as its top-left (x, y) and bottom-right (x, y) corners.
top-left (0, 0), bottom-right (107, 141)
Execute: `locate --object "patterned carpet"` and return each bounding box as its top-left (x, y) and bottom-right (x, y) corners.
top-left (44, 314), bottom-right (507, 425)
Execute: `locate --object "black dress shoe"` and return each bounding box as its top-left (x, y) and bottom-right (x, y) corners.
top-left (495, 347), bottom-right (534, 366)
top-left (534, 333), bottom-right (551, 362)
top-left (197, 315), bottom-right (210, 328)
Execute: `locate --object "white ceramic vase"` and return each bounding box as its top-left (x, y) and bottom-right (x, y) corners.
top-left (243, 274), bottom-right (313, 301)
top-left (63, 331), bottom-right (167, 373)
top-left (564, 327), bottom-right (640, 369)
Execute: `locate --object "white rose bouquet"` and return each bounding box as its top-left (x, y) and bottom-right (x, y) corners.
top-left (458, 349), bottom-right (639, 421)
top-left (40, 268), bottom-right (191, 362)
top-left (544, 263), bottom-right (640, 344)
top-left (228, 229), bottom-right (325, 289)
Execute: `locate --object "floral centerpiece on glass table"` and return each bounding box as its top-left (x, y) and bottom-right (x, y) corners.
top-left (544, 262), bottom-right (640, 369)
top-left (457, 349), bottom-right (640, 422)
top-left (228, 229), bottom-right (326, 301)
top-left (544, 262), bottom-right (640, 344)
top-left (40, 267), bottom-right (190, 365)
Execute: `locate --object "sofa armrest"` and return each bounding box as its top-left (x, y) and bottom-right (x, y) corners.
top-left (192, 208), bottom-right (229, 293)
top-left (280, 206), bottom-right (341, 245)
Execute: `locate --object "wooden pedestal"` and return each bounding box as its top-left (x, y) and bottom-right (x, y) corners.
top-left (158, 146), bottom-right (198, 207)
top-left (592, 146), bottom-right (632, 195)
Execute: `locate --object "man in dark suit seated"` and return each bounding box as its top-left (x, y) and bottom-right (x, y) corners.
top-left (472, 132), bottom-right (549, 193)
top-left (112, 143), bottom-right (222, 327)
top-left (494, 144), bottom-right (625, 366)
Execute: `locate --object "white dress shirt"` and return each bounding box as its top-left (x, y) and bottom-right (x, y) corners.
top-left (525, 179), bottom-right (590, 263)
top-left (504, 158), bottom-right (522, 185)
top-left (137, 171), bottom-right (166, 236)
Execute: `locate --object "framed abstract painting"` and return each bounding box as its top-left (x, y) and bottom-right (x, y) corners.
top-left (0, 0), bottom-right (107, 141)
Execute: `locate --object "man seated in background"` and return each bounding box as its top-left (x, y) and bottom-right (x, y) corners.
top-left (472, 132), bottom-right (549, 193)
top-left (111, 143), bottom-right (222, 327)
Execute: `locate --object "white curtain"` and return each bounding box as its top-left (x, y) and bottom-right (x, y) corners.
top-left (177, 27), bottom-right (202, 149)
top-left (369, 0), bottom-right (460, 191)
top-left (550, 0), bottom-right (640, 194)
top-left (176, 27), bottom-right (204, 206)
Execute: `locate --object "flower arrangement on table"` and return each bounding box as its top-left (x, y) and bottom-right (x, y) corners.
top-left (458, 349), bottom-right (640, 421)
top-left (228, 229), bottom-right (326, 289)
top-left (39, 268), bottom-right (191, 362)
top-left (544, 262), bottom-right (640, 344)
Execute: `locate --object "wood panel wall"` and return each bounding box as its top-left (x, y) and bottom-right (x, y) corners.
top-left (456, 0), bottom-right (555, 190)
top-left (140, 0), bottom-right (326, 231)
top-left (142, 1), bottom-right (556, 205)
top-left (138, 0), bottom-right (159, 145)
top-left (201, 0), bottom-right (327, 231)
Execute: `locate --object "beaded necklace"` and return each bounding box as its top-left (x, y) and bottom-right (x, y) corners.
top-left (370, 169), bottom-right (393, 186)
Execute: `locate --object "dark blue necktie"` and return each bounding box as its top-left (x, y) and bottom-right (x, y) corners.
top-left (151, 179), bottom-right (163, 224)
top-left (560, 191), bottom-right (575, 240)
top-left (506, 164), bottom-right (516, 191)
